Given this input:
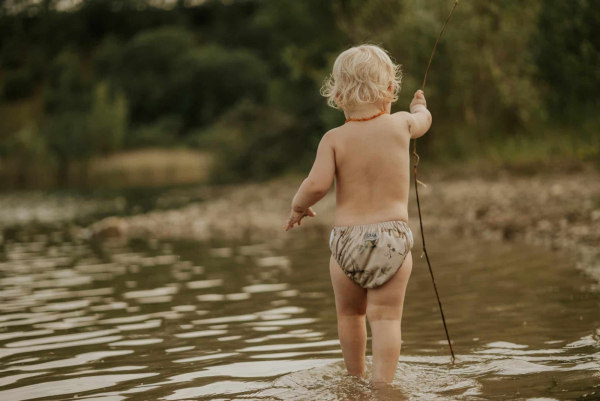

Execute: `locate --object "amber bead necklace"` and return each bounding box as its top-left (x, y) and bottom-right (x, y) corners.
top-left (344, 110), bottom-right (386, 124)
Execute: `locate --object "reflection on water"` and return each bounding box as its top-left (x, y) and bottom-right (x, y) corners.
top-left (0, 186), bottom-right (211, 228)
top-left (0, 225), bottom-right (599, 401)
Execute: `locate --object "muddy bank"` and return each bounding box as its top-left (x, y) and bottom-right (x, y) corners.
top-left (89, 170), bottom-right (600, 280)
top-left (414, 170), bottom-right (600, 282)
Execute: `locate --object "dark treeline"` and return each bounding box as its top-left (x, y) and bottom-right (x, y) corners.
top-left (0, 0), bottom-right (598, 187)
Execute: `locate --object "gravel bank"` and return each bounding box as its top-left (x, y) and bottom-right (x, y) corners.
top-left (90, 170), bottom-right (600, 281)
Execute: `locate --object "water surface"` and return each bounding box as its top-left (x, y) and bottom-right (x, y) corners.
top-left (0, 223), bottom-right (599, 400)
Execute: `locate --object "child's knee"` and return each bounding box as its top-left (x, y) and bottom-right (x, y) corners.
top-left (337, 303), bottom-right (367, 317)
top-left (366, 304), bottom-right (401, 322)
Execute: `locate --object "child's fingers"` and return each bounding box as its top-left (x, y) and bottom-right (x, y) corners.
top-left (284, 208), bottom-right (316, 231)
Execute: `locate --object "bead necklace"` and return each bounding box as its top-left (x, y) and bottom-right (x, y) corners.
top-left (344, 110), bottom-right (386, 124)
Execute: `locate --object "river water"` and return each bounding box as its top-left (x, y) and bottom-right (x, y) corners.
top-left (0, 190), bottom-right (599, 401)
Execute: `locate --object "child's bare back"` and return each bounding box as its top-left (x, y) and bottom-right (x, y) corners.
top-left (329, 107), bottom-right (429, 227)
top-left (283, 44), bottom-right (431, 385)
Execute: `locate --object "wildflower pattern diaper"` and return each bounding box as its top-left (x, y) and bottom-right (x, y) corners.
top-left (329, 220), bottom-right (413, 289)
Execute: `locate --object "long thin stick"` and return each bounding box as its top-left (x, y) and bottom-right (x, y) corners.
top-left (413, 0), bottom-right (458, 364)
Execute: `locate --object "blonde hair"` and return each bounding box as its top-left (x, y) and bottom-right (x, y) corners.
top-left (320, 44), bottom-right (402, 111)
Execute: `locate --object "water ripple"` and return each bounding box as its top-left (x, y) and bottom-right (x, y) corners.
top-left (0, 225), bottom-right (598, 400)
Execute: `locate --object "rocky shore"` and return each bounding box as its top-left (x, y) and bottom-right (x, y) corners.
top-left (89, 169), bottom-right (600, 281)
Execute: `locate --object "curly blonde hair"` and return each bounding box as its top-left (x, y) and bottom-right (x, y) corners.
top-left (320, 44), bottom-right (402, 111)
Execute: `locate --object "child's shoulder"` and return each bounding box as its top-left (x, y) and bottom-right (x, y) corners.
top-left (314, 127), bottom-right (340, 151)
top-left (390, 111), bottom-right (413, 125)
top-left (390, 111), bottom-right (416, 135)
top-left (320, 125), bottom-right (346, 140)
top-left (322, 112), bottom-right (412, 145)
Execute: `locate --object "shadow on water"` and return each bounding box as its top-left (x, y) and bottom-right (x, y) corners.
top-left (0, 220), bottom-right (599, 400)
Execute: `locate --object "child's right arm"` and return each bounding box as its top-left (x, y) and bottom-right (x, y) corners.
top-left (403, 90), bottom-right (432, 139)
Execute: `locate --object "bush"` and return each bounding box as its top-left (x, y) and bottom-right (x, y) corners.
top-left (43, 83), bottom-right (128, 159)
top-left (106, 27), bottom-right (196, 124)
top-left (93, 36), bottom-right (125, 78)
top-left (43, 112), bottom-right (91, 161)
top-left (0, 123), bottom-right (46, 157)
top-left (93, 29), bottom-right (270, 134)
top-left (2, 70), bottom-right (34, 100)
top-left (0, 38), bottom-right (25, 69)
top-left (171, 44), bottom-right (270, 129)
top-left (535, 0), bottom-right (600, 117)
top-left (45, 50), bottom-right (90, 113)
top-left (189, 99), bottom-right (298, 183)
top-left (87, 82), bottom-right (128, 154)
top-left (127, 116), bottom-right (183, 148)
top-left (28, 51), bottom-right (47, 82)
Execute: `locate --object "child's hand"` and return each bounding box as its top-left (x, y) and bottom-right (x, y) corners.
top-left (284, 207), bottom-right (316, 231)
top-left (410, 90), bottom-right (427, 113)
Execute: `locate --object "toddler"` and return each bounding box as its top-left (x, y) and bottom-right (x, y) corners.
top-left (283, 44), bottom-right (431, 384)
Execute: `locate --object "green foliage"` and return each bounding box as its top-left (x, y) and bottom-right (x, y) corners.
top-left (0, 37), bottom-right (26, 69)
top-left (93, 36), bottom-right (125, 78)
top-left (0, 122), bottom-right (49, 188)
top-left (345, 1), bottom-right (543, 133)
top-left (127, 115), bottom-right (182, 148)
top-left (535, 0), bottom-right (600, 118)
top-left (43, 112), bottom-right (91, 162)
top-left (0, 123), bottom-right (46, 158)
top-left (43, 82), bottom-right (128, 160)
top-left (95, 30), bottom-right (269, 130)
top-left (27, 50), bottom-right (47, 81)
top-left (171, 44), bottom-right (269, 128)
top-left (45, 50), bottom-right (90, 113)
top-left (102, 27), bottom-right (196, 123)
top-left (87, 82), bottom-right (128, 154)
top-left (2, 69), bottom-right (35, 100)
top-left (0, 0), bottom-right (598, 188)
top-left (190, 100), bottom-right (298, 183)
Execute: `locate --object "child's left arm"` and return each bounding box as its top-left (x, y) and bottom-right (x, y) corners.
top-left (284, 131), bottom-right (335, 231)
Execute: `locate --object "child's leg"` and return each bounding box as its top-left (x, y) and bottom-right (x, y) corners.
top-left (329, 256), bottom-right (368, 377)
top-left (366, 251), bottom-right (413, 383)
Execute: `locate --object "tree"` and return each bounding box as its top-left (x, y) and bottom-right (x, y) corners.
top-left (535, 0), bottom-right (600, 119)
top-left (103, 27), bottom-right (195, 124)
top-left (171, 44), bottom-right (269, 129)
top-left (0, 123), bottom-right (47, 188)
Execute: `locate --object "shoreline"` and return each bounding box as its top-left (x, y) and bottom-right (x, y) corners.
top-left (89, 169), bottom-right (600, 282)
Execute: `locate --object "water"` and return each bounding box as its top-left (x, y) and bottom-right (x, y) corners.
top-left (0, 186), bottom-right (212, 228)
top-left (0, 200), bottom-right (599, 400)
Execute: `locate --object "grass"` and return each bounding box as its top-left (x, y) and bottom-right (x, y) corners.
top-left (0, 85), bottom-right (47, 139)
top-left (0, 148), bottom-right (214, 190)
top-left (426, 123), bottom-right (600, 177)
top-left (88, 148), bottom-right (214, 188)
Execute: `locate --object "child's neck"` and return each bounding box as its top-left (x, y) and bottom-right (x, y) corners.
top-left (344, 103), bottom-right (388, 120)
